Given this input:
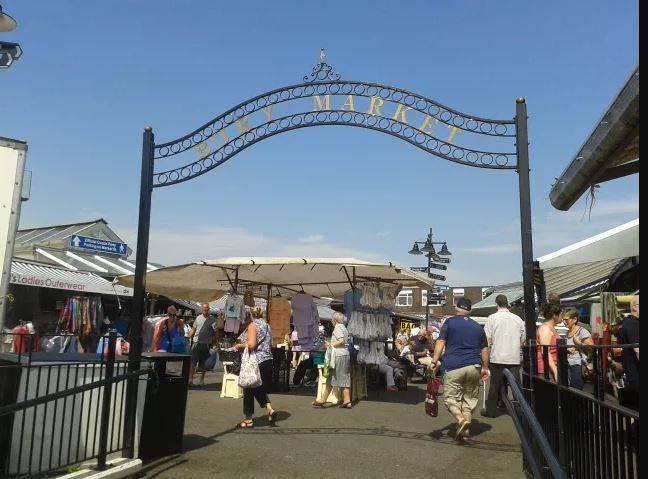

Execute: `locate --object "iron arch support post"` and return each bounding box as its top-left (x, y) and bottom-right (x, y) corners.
top-left (123, 126), bottom-right (155, 458)
top-left (515, 99), bottom-right (536, 384)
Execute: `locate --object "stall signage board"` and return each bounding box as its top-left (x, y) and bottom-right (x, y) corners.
top-left (428, 272), bottom-right (446, 281)
top-left (410, 266), bottom-right (428, 272)
top-left (399, 319), bottom-right (418, 334)
top-left (429, 263), bottom-right (447, 270)
top-left (70, 235), bottom-right (128, 256)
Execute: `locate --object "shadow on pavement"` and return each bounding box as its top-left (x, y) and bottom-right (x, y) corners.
top-left (429, 419), bottom-right (492, 441)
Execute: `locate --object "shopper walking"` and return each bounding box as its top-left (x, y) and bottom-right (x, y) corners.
top-left (188, 303), bottom-right (217, 387)
top-left (429, 297), bottom-right (489, 441)
top-left (234, 306), bottom-right (277, 428)
top-left (312, 312), bottom-right (352, 408)
top-left (482, 294), bottom-right (525, 417)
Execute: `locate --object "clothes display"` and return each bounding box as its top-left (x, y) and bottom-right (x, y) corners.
top-left (291, 292), bottom-right (320, 350)
top-left (57, 296), bottom-right (104, 337)
top-left (346, 282), bottom-right (400, 366)
top-left (268, 296), bottom-right (291, 345)
top-left (243, 288), bottom-right (255, 307)
top-left (224, 295), bottom-right (245, 333)
top-left (10, 322), bottom-right (41, 353)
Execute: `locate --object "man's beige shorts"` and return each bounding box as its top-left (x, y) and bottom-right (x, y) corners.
top-left (443, 365), bottom-right (481, 413)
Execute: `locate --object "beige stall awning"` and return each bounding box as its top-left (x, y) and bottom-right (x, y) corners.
top-left (116, 257), bottom-right (434, 302)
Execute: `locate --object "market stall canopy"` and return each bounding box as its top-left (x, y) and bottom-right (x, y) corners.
top-left (115, 257), bottom-right (434, 303)
top-left (470, 219), bottom-right (639, 316)
top-left (537, 218), bottom-right (638, 268)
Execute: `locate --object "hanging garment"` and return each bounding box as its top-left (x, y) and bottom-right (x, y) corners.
top-left (243, 289), bottom-right (255, 307)
top-left (224, 295), bottom-right (244, 333)
top-left (343, 289), bottom-right (361, 319)
top-left (268, 296), bottom-right (291, 344)
top-left (291, 293), bottom-right (320, 350)
top-left (12, 324), bottom-right (41, 353)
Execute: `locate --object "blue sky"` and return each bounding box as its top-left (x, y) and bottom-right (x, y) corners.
top-left (1, 1), bottom-right (639, 286)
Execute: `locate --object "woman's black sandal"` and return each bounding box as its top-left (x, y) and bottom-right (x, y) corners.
top-left (235, 420), bottom-right (254, 428)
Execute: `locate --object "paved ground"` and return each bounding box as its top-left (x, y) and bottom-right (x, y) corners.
top-left (139, 371), bottom-right (524, 479)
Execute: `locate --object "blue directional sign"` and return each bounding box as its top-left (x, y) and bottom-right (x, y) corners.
top-left (70, 235), bottom-right (128, 256)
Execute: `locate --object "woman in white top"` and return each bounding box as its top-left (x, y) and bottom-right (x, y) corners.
top-left (312, 312), bottom-right (352, 409)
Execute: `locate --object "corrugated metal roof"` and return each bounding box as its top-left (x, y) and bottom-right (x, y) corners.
top-left (470, 258), bottom-right (625, 316)
top-left (16, 219), bottom-right (105, 245)
top-left (544, 258), bottom-right (625, 297)
top-left (32, 248), bottom-right (156, 277)
top-left (10, 259), bottom-right (133, 296)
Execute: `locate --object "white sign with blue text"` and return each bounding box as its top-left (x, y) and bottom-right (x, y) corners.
top-left (70, 235), bottom-right (127, 256)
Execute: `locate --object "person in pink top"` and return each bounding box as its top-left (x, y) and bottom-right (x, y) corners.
top-left (536, 303), bottom-right (563, 381)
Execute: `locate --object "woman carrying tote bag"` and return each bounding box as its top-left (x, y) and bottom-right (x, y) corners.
top-left (233, 306), bottom-right (278, 428)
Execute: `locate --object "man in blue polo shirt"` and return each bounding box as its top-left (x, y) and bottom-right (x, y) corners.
top-left (429, 297), bottom-right (489, 441)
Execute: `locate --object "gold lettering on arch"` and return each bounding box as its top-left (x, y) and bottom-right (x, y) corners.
top-left (194, 141), bottom-right (212, 159)
top-left (261, 105), bottom-right (273, 121)
top-left (340, 95), bottom-right (355, 112)
top-left (236, 116), bottom-right (252, 134)
top-left (218, 129), bottom-right (230, 144)
top-left (392, 104), bottom-right (413, 123)
top-left (419, 115), bottom-right (438, 135)
top-left (447, 126), bottom-right (460, 144)
top-left (366, 96), bottom-right (385, 116)
top-left (313, 95), bottom-right (331, 111)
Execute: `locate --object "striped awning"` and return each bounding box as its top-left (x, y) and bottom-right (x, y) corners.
top-left (10, 259), bottom-right (133, 296)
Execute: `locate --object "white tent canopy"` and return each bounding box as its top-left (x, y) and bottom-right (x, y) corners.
top-left (116, 257), bottom-right (434, 303)
top-left (537, 219), bottom-right (638, 268)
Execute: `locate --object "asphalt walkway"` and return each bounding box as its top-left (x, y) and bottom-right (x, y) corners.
top-left (139, 372), bottom-right (524, 479)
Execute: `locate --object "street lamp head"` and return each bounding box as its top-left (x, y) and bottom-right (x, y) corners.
top-left (0, 5), bottom-right (17, 33)
top-left (438, 243), bottom-right (452, 256)
top-left (420, 238), bottom-right (435, 254)
top-left (408, 243), bottom-right (423, 255)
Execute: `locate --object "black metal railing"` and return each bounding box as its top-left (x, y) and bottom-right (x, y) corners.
top-left (502, 368), bottom-right (566, 478)
top-left (526, 340), bottom-right (639, 478)
top-left (0, 331), bottom-right (153, 478)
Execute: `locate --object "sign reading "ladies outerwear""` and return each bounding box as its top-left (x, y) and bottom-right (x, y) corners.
top-left (11, 272), bottom-right (87, 291)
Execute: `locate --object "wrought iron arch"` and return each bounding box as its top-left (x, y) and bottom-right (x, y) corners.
top-left (151, 61), bottom-right (517, 188)
top-left (122, 55), bottom-right (536, 458)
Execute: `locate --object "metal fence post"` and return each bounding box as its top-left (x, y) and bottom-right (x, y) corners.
top-left (97, 330), bottom-right (117, 471)
top-left (556, 338), bottom-right (568, 471)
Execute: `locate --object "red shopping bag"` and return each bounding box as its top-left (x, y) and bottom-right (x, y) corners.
top-left (425, 376), bottom-right (443, 417)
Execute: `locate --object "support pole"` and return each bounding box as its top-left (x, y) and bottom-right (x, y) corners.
top-left (425, 228), bottom-right (432, 331)
top-left (98, 330), bottom-right (117, 470)
top-left (515, 98), bottom-right (537, 383)
top-left (123, 127), bottom-right (154, 458)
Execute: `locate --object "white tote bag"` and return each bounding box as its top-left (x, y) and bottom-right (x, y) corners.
top-left (238, 347), bottom-right (262, 388)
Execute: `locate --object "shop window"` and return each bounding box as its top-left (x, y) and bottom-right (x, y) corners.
top-left (396, 290), bottom-right (413, 307)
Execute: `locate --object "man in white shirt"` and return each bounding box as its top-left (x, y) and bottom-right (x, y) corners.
top-left (482, 294), bottom-right (525, 418)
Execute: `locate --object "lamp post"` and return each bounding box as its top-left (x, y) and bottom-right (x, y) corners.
top-left (1, 4), bottom-right (22, 69)
top-left (408, 228), bottom-right (451, 330)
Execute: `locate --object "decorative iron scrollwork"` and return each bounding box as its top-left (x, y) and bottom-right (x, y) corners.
top-left (152, 109), bottom-right (516, 188)
top-left (303, 62), bottom-right (341, 83)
